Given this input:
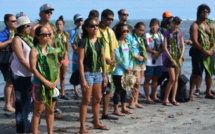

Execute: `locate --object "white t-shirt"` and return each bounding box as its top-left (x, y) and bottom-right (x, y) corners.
top-left (145, 32), bottom-right (164, 66)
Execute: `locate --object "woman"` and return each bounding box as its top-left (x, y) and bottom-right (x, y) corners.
top-left (113, 23), bottom-right (134, 116)
top-left (55, 15), bottom-right (69, 100)
top-left (78, 18), bottom-right (109, 134)
top-left (163, 17), bottom-right (185, 106)
top-left (127, 22), bottom-right (147, 109)
top-left (30, 26), bottom-right (59, 134)
top-left (10, 15), bottom-right (34, 134)
top-left (144, 18), bottom-right (164, 104)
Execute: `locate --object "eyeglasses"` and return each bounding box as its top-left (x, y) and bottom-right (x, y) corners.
top-left (121, 13), bottom-right (129, 16)
top-left (201, 10), bottom-right (209, 14)
top-left (24, 25), bottom-right (31, 28)
top-left (40, 33), bottom-right (51, 37)
top-left (88, 24), bottom-right (99, 28)
top-left (10, 20), bottom-right (16, 23)
top-left (106, 17), bottom-right (114, 21)
top-left (43, 10), bottom-right (53, 14)
top-left (122, 30), bottom-right (129, 33)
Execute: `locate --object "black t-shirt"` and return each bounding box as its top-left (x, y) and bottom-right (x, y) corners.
top-left (78, 38), bottom-right (103, 72)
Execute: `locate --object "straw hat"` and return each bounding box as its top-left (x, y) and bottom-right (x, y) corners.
top-left (121, 72), bottom-right (137, 91)
top-left (15, 16), bottom-right (33, 28)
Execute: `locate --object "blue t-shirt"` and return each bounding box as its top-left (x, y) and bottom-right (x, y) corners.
top-left (70, 27), bottom-right (79, 62)
top-left (127, 33), bottom-right (145, 65)
top-left (0, 28), bottom-right (10, 43)
top-left (113, 42), bottom-right (133, 76)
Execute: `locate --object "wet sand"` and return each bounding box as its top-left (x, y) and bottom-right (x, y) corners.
top-left (0, 82), bottom-right (215, 134)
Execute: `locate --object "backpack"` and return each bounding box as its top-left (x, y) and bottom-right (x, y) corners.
top-left (160, 74), bottom-right (190, 102)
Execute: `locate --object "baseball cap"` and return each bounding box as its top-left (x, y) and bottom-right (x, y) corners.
top-left (40, 4), bottom-right (54, 12)
top-left (73, 14), bottom-right (83, 22)
top-left (162, 11), bottom-right (173, 18)
top-left (16, 12), bottom-right (26, 19)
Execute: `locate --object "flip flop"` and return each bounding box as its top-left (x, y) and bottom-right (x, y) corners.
top-left (145, 100), bottom-right (156, 104)
top-left (94, 125), bottom-right (109, 130)
top-left (153, 99), bottom-right (162, 103)
top-left (112, 112), bottom-right (125, 116)
top-left (79, 130), bottom-right (91, 134)
top-left (162, 102), bottom-right (173, 106)
top-left (121, 110), bottom-right (133, 114)
top-left (194, 89), bottom-right (200, 96)
top-left (135, 103), bottom-right (144, 108)
top-left (205, 95), bottom-right (215, 99)
top-left (171, 101), bottom-right (180, 106)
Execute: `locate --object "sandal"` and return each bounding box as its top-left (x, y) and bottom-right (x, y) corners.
top-left (189, 96), bottom-right (195, 101)
top-left (162, 102), bottom-right (173, 106)
top-left (94, 125), bottom-right (109, 130)
top-left (171, 101), bottom-right (180, 106)
top-left (194, 89), bottom-right (200, 96)
top-left (121, 110), bottom-right (133, 114)
top-left (205, 95), bottom-right (215, 99)
top-left (145, 100), bottom-right (156, 104)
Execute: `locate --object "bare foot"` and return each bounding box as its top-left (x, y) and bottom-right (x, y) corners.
top-left (135, 103), bottom-right (144, 108)
top-left (79, 129), bottom-right (91, 134)
top-left (121, 110), bottom-right (133, 114)
top-left (4, 106), bottom-right (15, 112)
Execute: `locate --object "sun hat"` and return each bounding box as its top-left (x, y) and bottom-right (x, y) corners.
top-left (73, 14), bottom-right (83, 22)
top-left (40, 4), bottom-right (54, 12)
top-left (15, 16), bottom-right (34, 28)
top-left (52, 87), bottom-right (60, 98)
top-left (16, 12), bottom-right (26, 19)
top-left (121, 72), bottom-right (137, 91)
top-left (162, 11), bottom-right (173, 18)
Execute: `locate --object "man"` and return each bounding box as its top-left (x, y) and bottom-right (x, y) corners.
top-left (0, 14), bottom-right (16, 112)
top-left (70, 14), bottom-right (84, 97)
top-left (189, 4), bottom-right (215, 100)
top-left (112, 9), bottom-right (132, 32)
top-left (97, 9), bottom-right (118, 120)
top-left (30, 3), bottom-right (55, 46)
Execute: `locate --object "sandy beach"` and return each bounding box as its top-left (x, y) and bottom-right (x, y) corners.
top-left (0, 81), bottom-right (215, 134)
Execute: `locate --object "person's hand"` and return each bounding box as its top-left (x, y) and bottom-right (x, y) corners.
top-left (126, 67), bottom-right (132, 73)
top-left (138, 56), bottom-right (144, 62)
top-left (152, 51), bottom-right (159, 58)
top-left (44, 81), bottom-right (56, 89)
top-left (105, 58), bottom-right (114, 65)
top-left (182, 57), bottom-right (185, 61)
top-left (178, 59), bottom-right (183, 67)
top-left (103, 76), bottom-right (108, 87)
top-left (8, 38), bottom-right (13, 44)
top-left (185, 40), bottom-right (192, 45)
top-left (202, 50), bottom-right (212, 58)
top-left (81, 79), bottom-right (89, 91)
top-left (171, 60), bottom-right (178, 67)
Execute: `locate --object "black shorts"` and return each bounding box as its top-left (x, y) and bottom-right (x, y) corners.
top-left (164, 58), bottom-right (175, 68)
top-left (0, 63), bottom-right (12, 82)
top-left (190, 47), bottom-right (208, 76)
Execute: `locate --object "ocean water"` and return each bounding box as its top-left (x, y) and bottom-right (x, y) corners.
top-left (0, 19), bottom-right (212, 97)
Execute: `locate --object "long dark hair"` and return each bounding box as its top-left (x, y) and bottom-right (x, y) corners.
top-left (82, 17), bottom-right (98, 38)
top-left (33, 26), bottom-right (44, 46)
top-left (115, 23), bottom-right (128, 40)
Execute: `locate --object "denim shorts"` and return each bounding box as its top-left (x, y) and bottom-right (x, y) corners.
top-left (145, 66), bottom-right (163, 77)
top-left (84, 72), bottom-right (102, 86)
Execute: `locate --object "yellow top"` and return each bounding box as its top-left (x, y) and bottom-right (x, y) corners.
top-left (97, 27), bottom-right (118, 72)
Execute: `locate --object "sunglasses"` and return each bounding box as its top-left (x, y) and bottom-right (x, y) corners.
top-left (40, 33), bottom-right (51, 37)
top-left (201, 10), bottom-right (209, 14)
top-left (43, 10), bottom-right (53, 14)
top-left (121, 13), bottom-right (129, 16)
top-left (24, 25), bottom-right (31, 28)
top-left (106, 17), bottom-right (114, 21)
top-left (122, 30), bottom-right (129, 33)
top-left (76, 18), bottom-right (83, 22)
top-left (88, 24), bottom-right (99, 28)
top-left (10, 20), bottom-right (16, 23)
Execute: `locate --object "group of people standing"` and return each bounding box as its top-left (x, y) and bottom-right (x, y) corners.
top-left (0, 3), bottom-right (214, 134)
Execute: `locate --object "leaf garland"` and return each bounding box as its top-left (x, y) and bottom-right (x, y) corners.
top-left (168, 29), bottom-right (182, 67)
top-left (133, 33), bottom-right (148, 61)
top-left (198, 19), bottom-right (215, 77)
top-left (54, 31), bottom-right (67, 59)
top-left (18, 33), bottom-right (34, 49)
top-left (36, 44), bottom-right (61, 108)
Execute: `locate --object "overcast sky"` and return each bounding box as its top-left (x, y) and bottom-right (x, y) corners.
top-left (0, 0), bottom-right (215, 21)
